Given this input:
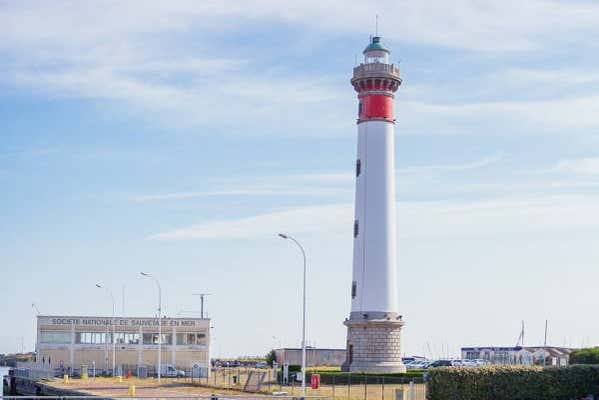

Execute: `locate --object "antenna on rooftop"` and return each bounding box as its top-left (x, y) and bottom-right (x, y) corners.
top-left (192, 293), bottom-right (212, 319)
top-left (375, 14), bottom-right (379, 36)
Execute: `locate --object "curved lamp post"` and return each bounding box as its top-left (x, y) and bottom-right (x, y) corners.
top-left (141, 272), bottom-right (162, 382)
top-left (278, 233), bottom-right (307, 397)
top-left (96, 283), bottom-right (116, 376)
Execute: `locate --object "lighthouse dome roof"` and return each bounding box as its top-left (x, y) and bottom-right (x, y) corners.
top-left (363, 36), bottom-right (389, 54)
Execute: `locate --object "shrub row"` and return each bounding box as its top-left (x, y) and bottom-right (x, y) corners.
top-left (305, 371), bottom-right (424, 385)
top-left (426, 365), bottom-right (599, 400)
top-left (570, 348), bottom-right (599, 365)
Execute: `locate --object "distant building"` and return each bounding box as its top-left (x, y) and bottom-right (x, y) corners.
top-left (36, 315), bottom-right (210, 374)
top-left (461, 346), bottom-right (572, 366)
top-left (274, 348), bottom-right (346, 367)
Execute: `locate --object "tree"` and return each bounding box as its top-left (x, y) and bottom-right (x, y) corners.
top-left (265, 349), bottom-right (277, 366)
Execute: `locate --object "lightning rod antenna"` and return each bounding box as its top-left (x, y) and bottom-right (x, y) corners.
top-left (375, 14), bottom-right (379, 36)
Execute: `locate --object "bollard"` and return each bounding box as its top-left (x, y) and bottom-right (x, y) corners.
top-left (82, 371), bottom-right (89, 380)
top-left (63, 374), bottom-right (69, 384)
top-left (118, 376), bottom-right (123, 383)
top-left (128, 385), bottom-right (136, 397)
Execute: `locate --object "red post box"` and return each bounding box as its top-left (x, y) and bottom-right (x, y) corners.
top-left (311, 373), bottom-right (320, 389)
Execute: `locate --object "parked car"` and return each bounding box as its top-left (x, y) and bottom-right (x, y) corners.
top-left (428, 360), bottom-right (452, 368)
top-left (406, 360), bottom-right (429, 369)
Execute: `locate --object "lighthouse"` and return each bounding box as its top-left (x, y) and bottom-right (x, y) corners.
top-left (343, 36), bottom-right (405, 373)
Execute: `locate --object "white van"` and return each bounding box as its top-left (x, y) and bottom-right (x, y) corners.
top-left (160, 364), bottom-right (185, 378)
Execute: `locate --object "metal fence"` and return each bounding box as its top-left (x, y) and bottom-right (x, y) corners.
top-left (170, 368), bottom-right (426, 400)
top-left (3, 368), bottom-right (427, 400)
top-left (1, 396), bottom-right (329, 400)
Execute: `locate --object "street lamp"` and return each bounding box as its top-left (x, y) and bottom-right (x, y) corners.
top-left (278, 233), bottom-right (307, 397)
top-left (96, 283), bottom-right (116, 377)
top-left (141, 272), bottom-right (162, 382)
top-left (32, 303), bottom-right (40, 361)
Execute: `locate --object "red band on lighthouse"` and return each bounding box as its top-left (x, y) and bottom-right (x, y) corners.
top-left (359, 94), bottom-right (393, 122)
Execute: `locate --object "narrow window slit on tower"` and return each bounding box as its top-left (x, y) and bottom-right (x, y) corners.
top-left (351, 281), bottom-right (357, 299)
top-left (356, 159), bottom-right (361, 177)
top-left (354, 220), bottom-right (359, 237)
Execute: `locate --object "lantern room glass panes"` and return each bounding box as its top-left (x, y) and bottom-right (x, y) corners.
top-left (365, 50), bottom-right (389, 64)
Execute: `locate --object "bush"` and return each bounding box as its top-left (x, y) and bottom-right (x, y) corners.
top-left (288, 364), bottom-right (302, 373)
top-left (305, 371), bottom-right (424, 385)
top-left (426, 365), bottom-right (599, 400)
top-left (570, 348), bottom-right (599, 365)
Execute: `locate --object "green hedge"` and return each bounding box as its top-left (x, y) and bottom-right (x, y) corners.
top-left (305, 371), bottom-right (424, 385)
top-left (427, 365), bottom-right (599, 400)
top-left (570, 348), bottom-right (599, 365)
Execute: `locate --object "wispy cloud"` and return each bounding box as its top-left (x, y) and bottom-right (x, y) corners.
top-left (130, 190), bottom-right (275, 202)
top-left (149, 203), bottom-right (351, 240)
top-left (401, 96), bottom-right (599, 135)
top-left (3, 0), bottom-right (599, 52)
top-left (2, 1), bottom-right (599, 137)
top-left (130, 154), bottom-right (504, 202)
top-left (149, 194), bottom-right (599, 241)
top-left (555, 157), bottom-right (599, 175)
top-left (399, 153), bottom-right (504, 174)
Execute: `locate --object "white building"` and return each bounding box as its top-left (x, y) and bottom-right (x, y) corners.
top-left (461, 346), bottom-right (572, 366)
top-left (36, 315), bottom-right (210, 375)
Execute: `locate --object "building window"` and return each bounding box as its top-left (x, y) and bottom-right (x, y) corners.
top-left (465, 351), bottom-right (480, 360)
top-left (112, 333), bottom-right (140, 344)
top-left (348, 344), bottom-right (354, 363)
top-left (142, 333), bottom-right (172, 345)
top-left (176, 332), bottom-right (207, 345)
top-left (75, 332), bottom-right (106, 344)
top-left (354, 220), bottom-right (359, 238)
top-left (40, 331), bottom-right (71, 344)
top-left (356, 159), bottom-right (361, 177)
top-left (358, 101), bottom-right (362, 117)
top-left (125, 333), bottom-right (140, 344)
top-left (351, 281), bottom-right (357, 299)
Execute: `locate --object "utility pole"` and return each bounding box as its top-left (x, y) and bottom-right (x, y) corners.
top-left (192, 293), bottom-right (212, 318)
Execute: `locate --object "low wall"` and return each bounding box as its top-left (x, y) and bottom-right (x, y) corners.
top-left (15, 377), bottom-right (93, 397)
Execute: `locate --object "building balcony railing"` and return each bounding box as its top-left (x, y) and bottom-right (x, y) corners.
top-left (352, 63), bottom-right (400, 80)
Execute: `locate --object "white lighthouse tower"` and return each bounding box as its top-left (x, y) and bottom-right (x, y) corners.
top-left (343, 36), bottom-right (405, 373)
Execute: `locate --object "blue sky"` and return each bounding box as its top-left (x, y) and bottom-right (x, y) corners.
top-left (2, 0), bottom-right (599, 358)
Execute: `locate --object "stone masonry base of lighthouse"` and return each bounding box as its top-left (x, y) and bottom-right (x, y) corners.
top-left (342, 312), bottom-right (406, 373)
